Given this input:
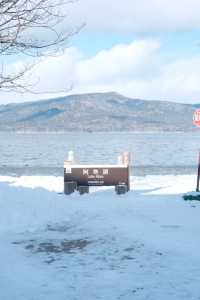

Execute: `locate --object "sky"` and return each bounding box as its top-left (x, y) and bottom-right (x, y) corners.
top-left (1, 0), bottom-right (200, 104)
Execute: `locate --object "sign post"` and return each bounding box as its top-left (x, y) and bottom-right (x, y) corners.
top-left (193, 110), bottom-right (200, 192)
top-left (196, 151), bottom-right (200, 192)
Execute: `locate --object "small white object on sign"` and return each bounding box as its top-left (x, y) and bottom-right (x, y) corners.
top-left (65, 167), bottom-right (72, 174)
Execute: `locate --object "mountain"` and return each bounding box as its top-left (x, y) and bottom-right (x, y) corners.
top-left (0, 92), bottom-right (198, 132)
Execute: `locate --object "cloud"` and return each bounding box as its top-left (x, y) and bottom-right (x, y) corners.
top-left (77, 40), bottom-right (160, 84)
top-left (2, 39), bottom-right (200, 104)
top-left (68, 0), bottom-right (200, 33)
top-left (1, 47), bottom-right (81, 102)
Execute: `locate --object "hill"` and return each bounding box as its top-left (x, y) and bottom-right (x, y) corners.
top-left (0, 92), bottom-right (197, 132)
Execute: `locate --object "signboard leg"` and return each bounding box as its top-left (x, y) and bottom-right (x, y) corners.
top-left (64, 181), bottom-right (77, 195)
top-left (115, 184), bottom-right (128, 194)
top-left (78, 186), bottom-right (89, 195)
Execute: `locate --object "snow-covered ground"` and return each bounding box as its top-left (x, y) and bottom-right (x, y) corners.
top-left (0, 175), bottom-right (200, 300)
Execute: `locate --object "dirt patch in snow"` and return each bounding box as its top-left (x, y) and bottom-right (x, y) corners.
top-left (12, 238), bottom-right (92, 263)
top-left (33, 239), bottom-right (92, 253)
top-left (23, 239), bottom-right (91, 255)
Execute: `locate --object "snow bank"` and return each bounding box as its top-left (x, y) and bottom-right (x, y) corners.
top-left (0, 174), bottom-right (197, 194)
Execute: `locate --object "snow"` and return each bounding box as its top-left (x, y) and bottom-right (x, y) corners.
top-left (0, 174), bottom-right (200, 300)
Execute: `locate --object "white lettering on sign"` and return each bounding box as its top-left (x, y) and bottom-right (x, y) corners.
top-left (88, 180), bottom-right (104, 184)
top-left (65, 167), bottom-right (72, 174)
top-left (82, 168), bottom-right (109, 176)
top-left (103, 169), bottom-right (109, 175)
top-left (83, 169), bottom-right (89, 175)
top-left (93, 169), bottom-right (99, 175)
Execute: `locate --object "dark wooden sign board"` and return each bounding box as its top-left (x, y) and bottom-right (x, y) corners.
top-left (64, 164), bottom-right (130, 195)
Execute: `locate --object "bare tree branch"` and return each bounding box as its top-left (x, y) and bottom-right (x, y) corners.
top-left (0, 0), bottom-right (82, 92)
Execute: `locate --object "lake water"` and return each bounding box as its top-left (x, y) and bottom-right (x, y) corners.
top-left (0, 132), bottom-right (200, 176)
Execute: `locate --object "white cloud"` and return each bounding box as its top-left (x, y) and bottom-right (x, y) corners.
top-left (0, 47), bottom-right (81, 103)
top-left (29, 47), bottom-right (81, 93)
top-left (2, 39), bottom-right (200, 104)
top-left (77, 40), bottom-right (160, 84)
top-left (68, 0), bottom-right (200, 33)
